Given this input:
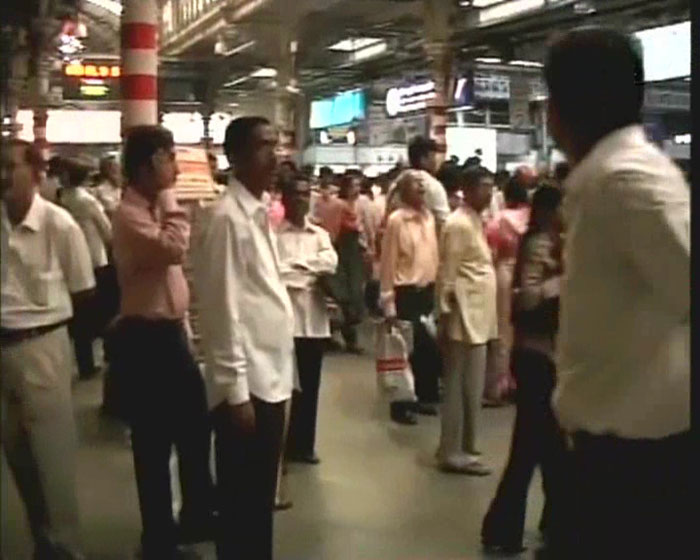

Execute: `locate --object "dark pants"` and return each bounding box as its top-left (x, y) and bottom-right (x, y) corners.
top-left (70, 319), bottom-right (95, 378)
top-left (568, 429), bottom-right (690, 559)
top-left (213, 397), bottom-right (286, 560)
top-left (116, 318), bottom-right (214, 559)
top-left (481, 348), bottom-right (569, 549)
top-left (334, 231), bottom-right (365, 350)
top-left (395, 284), bottom-right (441, 404)
top-left (287, 338), bottom-right (325, 457)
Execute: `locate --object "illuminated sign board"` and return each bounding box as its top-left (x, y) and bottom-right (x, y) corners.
top-left (385, 81), bottom-right (435, 117)
top-left (309, 90), bottom-right (366, 129)
top-left (64, 63), bottom-right (121, 78)
top-left (635, 21), bottom-right (690, 82)
top-left (63, 62), bottom-right (121, 100)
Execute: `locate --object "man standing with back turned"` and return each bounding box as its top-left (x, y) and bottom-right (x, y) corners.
top-left (545, 28), bottom-right (690, 558)
top-left (193, 117), bottom-right (295, 560)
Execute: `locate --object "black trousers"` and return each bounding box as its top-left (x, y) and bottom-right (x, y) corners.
top-left (213, 396), bottom-right (286, 560)
top-left (568, 429), bottom-right (691, 559)
top-left (287, 338), bottom-right (325, 457)
top-left (395, 284), bottom-right (441, 404)
top-left (481, 348), bottom-right (569, 548)
top-left (116, 318), bottom-right (214, 559)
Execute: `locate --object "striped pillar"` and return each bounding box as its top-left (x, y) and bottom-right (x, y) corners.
top-left (121, 0), bottom-right (158, 133)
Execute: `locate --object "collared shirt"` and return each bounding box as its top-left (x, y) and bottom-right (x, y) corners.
top-left (437, 205), bottom-right (498, 344)
top-left (312, 193), bottom-right (345, 242)
top-left (60, 186), bottom-right (112, 269)
top-left (1, 193), bottom-right (95, 329)
top-left (93, 180), bottom-right (122, 216)
top-left (379, 206), bottom-right (438, 317)
top-left (553, 125), bottom-right (690, 439)
top-left (277, 218), bottom-right (338, 338)
top-left (192, 177), bottom-right (296, 407)
top-left (112, 187), bottom-right (190, 321)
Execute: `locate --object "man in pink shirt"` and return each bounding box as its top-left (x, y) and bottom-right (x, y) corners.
top-left (111, 126), bottom-right (214, 559)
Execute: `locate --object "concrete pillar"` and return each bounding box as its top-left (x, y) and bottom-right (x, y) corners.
top-left (274, 22), bottom-right (299, 164)
top-left (121, 0), bottom-right (158, 133)
top-left (423, 0), bottom-right (454, 166)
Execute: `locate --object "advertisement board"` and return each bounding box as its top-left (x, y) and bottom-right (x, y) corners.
top-left (174, 146), bottom-right (218, 201)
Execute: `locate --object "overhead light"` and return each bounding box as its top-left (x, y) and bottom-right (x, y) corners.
top-left (466, 0), bottom-right (503, 6)
top-left (573, 1), bottom-right (596, 15)
top-left (329, 37), bottom-right (382, 52)
top-left (352, 41), bottom-right (387, 62)
top-left (218, 40), bottom-right (255, 58)
top-left (508, 60), bottom-right (543, 67)
top-left (479, 0), bottom-right (545, 24)
top-left (250, 67), bottom-right (277, 78)
top-left (223, 76), bottom-right (249, 88)
top-left (476, 57), bottom-right (503, 64)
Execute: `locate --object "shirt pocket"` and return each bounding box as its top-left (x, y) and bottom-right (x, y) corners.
top-left (27, 270), bottom-right (64, 307)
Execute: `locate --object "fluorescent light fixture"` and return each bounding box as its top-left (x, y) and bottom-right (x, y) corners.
top-left (479, 0), bottom-right (545, 25)
top-left (219, 40), bottom-right (256, 58)
top-left (460, 0), bottom-right (503, 6)
top-left (250, 67), bottom-right (277, 78)
top-left (352, 41), bottom-right (387, 62)
top-left (223, 76), bottom-right (250, 88)
top-left (508, 60), bottom-right (543, 67)
top-left (84, 0), bottom-right (122, 16)
top-left (454, 78), bottom-right (467, 101)
top-left (329, 38), bottom-right (382, 52)
top-left (476, 57), bottom-right (503, 64)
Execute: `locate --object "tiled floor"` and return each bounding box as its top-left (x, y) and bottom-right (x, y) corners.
top-left (1, 332), bottom-right (545, 559)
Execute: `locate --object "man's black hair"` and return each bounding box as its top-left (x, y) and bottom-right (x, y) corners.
top-left (545, 26), bottom-right (644, 146)
top-left (123, 125), bottom-right (175, 184)
top-left (531, 185), bottom-right (563, 215)
top-left (319, 165), bottom-right (333, 177)
top-left (408, 136), bottom-right (437, 169)
top-left (436, 163), bottom-right (463, 193)
top-left (504, 177), bottom-right (529, 206)
top-left (223, 116), bottom-right (270, 165)
top-left (66, 159), bottom-right (90, 188)
top-left (463, 166), bottom-right (493, 190)
top-left (554, 161), bottom-right (571, 183)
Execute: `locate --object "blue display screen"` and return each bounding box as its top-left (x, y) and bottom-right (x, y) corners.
top-left (309, 90), bottom-right (366, 129)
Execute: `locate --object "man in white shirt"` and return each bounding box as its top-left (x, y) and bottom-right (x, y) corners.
top-left (1, 139), bottom-right (95, 560)
top-left (193, 117), bottom-right (295, 560)
top-left (60, 157), bottom-right (113, 378)
top-left (93, 155), bottom-right (122, 217)
top-left (277, 174), bottom-right (338, 464)
top-left (545, 28), bottom-right (690, 558)
top-left (386, 136), bottom-right (451, 232)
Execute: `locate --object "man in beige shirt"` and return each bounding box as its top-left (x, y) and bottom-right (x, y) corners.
top-left (380, 170), bottom-right (440, 424)
top-left (436, 166), bottom-right (498, 475)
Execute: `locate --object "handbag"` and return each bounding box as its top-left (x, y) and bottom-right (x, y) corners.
top-left (375, 320), bottom-right (416, 403)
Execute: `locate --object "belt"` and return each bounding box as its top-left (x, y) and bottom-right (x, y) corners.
top-left (0, 320), bottom-right (70, 346)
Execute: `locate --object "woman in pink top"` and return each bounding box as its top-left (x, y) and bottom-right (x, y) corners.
top-left (484, 178), bottom-right (530, 405)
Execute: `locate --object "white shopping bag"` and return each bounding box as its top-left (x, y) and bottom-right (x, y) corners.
top-left (375, 320), bottom-right (416, 402)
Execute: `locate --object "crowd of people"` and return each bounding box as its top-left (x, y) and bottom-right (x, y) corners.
top-left (0, 26), bottom-right (689, 560)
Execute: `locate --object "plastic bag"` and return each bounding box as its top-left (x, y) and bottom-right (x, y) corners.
top-left (375, 320), bottom-right (416, 402)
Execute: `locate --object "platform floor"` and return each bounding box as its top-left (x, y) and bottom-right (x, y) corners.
top-left (1, 332), bottom-right (545, 559)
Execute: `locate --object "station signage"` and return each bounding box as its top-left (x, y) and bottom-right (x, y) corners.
top-left (62, 62), bottom-right (121, 100)
top-left (385, 80), bottom-right (436, 117)
top-left (473, 74), bottom-right (510, 101)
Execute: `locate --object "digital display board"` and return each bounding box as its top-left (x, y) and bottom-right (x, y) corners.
top-left (62, 62), bottom-right (121, 100)
top-left (310, 89), bottom-right (366, 129)
top-left (635, 21), bottom-right (690, 82)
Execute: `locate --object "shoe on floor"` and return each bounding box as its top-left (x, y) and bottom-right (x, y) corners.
top-left (482, 541), bottom-right (527, 555)
top-left (438, 458), bottom-right (491, 476)
top-left (390, 402), bottom-right (417, 425)
top-left (287, 452), bottom-right (321, 465)
top-left (414, 402), bottom-right (438, 416)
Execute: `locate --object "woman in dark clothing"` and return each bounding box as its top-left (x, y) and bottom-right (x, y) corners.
top-left (481, 186), bottom-right (569, 555)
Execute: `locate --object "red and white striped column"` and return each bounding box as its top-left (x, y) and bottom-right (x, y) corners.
top-left (121, 0), bottom-right (158, 132)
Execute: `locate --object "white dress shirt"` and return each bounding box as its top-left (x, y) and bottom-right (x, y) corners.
top-left (60, 186), bottom-right (112, 269)
top-left (1, 193), bottom-right (95, 329)
top-left (192, 178), bottom-right (296, 407)
top-left (93, 180), bottom-right (122, 215)
top-left (277, 218), bottom-right (338, 338)
top-left (553, 125), bottom-right (690, 439)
